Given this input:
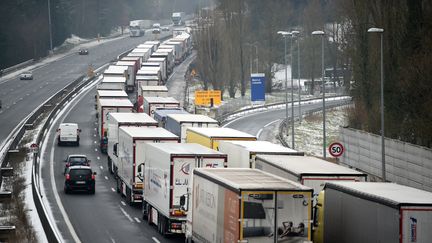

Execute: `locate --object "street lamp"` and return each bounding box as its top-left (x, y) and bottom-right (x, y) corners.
top-left (47, 0), bottom-right (53, 52)
top-left (292, 31), bottom-right (302, 123)
top-left (277, 31), bottom-right (292, 147)
top-left (368, 27), bottom-right (385, 181)
top-left (312, 30), bottom-right (326, 159)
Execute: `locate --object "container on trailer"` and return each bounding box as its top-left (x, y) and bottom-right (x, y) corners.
top-left (131, 48), bottom-right (152, 62)
top-left (143, 97), bottom-right (180, 117)
top-left (315, 182), bottom-right (432, 243)
top-left (98, 76), bottom-right (126, 91)
top-left (104, 65), bottom-right (134, 92)
top-left (137, 44), bottom-right (156, 53)
top-left (143, 143), bottom-right (228, 235)
top-left (165, 114), bottom-right (219, 143)
top-left (254, 155), bottom-right (367, 200)
top-left (106, 113), bottom-right (158, 176)
top-left (152, 48), bottom-right (174, 73)
top-left (140, 85), bottom-right (168, 100)
top-left (97, 99), bottom-right (134, 153)
top-left (153, 109), bottom-right (188, 127)
top-left (137, 67), bottom-right (162, 85)
top-left (117, 127), bottom-right (179, 205)
top-left (121, 56), bottom-right (141, 72)
top-left (115, 61), bottom-right (138, 89)
top-left (218, 140), bottom-right (304, 169)
top-left (144, 41), bottom-right (160, 51)
top-left (147, 56), bottom-right (168, 83)
top-left (136, 75), bottom-right (160, 87)
top-left (142, 61), bottom-right (166, 83)
top-left (186, 127), bottom-right (256, 150)
top-left (188, 168), bottom-right (313, 243)
top-left (96, 90), bottom-right (128, 101)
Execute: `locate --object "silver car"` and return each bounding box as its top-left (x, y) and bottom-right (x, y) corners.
top-left (19, 71), bottom-right (33, 80)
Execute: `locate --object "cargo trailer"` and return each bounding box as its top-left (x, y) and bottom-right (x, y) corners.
top-left (165, 114), bottom-right (219, 143)
top-left (143, 97), bottom-right (180, 117)
top-left (186, 127), bottom-right (256, 150)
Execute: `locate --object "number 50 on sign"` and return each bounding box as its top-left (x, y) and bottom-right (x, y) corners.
top-left (329, 142), bottom-right (344, 157)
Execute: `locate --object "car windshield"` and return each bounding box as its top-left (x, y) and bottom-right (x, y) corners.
top-left (69, 169), bottom-right (91, 177)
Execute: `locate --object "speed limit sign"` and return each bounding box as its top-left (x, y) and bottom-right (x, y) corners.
top-left (329, 142), bottom-right (344, 157)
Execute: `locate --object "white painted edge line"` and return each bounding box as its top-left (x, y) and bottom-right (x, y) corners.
top-left (152, 237), bottom-right (161, 243)
top-left (134, 217), bottom-right (141, 223)
top-left (111, 188), bottom-right (116, 192)
top-left (119, 206), bottom-right (133, 222)
top-left (256, 128), bottom-right (263, 139)
top-left (40, 75), bottom-right (102, 243)
top-left (120, 201), bottom-right (126, 206)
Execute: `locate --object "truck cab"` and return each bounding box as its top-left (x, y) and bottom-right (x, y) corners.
top-left (312, 191), bottom-right (325, 243)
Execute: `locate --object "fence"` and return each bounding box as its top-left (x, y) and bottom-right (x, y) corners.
top-left (339, 127), bottom-right (432, 192)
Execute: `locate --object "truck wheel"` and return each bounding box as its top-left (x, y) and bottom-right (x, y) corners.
top-left (158, 213), bottom-right (166, 236)
top-left (126, 187), bottom-right (132, 205)
top-left (107, 158), bottom-right (113, 174)
top-left (116, 178), bottom-right (121, 193)
top-left (147, 205), bottom-right (152, 225)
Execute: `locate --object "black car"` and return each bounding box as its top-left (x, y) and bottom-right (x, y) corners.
top-left (79, 48), bottom-right (89, 55)
top-left (64, 154), bottom-right (90, 174)
top-left (64, 166), bottom-right (96, 194)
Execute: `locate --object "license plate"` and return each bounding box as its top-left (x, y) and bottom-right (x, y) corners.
top-left (76, 181), bottom-right (86, 184)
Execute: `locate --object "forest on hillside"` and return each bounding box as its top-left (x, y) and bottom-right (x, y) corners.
top-left (0, 0), bottom-right (203, 68)
top-left (193, 0), bottom-right (432, 147)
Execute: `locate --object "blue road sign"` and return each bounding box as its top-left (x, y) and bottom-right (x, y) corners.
top-left (251, 73), bottom-right (265, 101)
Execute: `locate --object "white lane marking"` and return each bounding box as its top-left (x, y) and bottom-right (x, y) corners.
top-left (94, 141), bottom-right (97, 144)
top-left (256, 128), bottom-right (263, 139)
top-left (26, 93), bottom-right (30, 96)
top-left (121, 201), bottom-right (126, 206)
top-left (264, 119), bottom-right (281, 128)
top-left (105, 176), bottom-right (108, 180)
top-left (100, 166), bottom-right (103, 170)
top-left (119, 206), bottom-right (133, 222)
top-left (97, 156), bottom-right (100, 160)
top-left (95, 148), bottom-right (98, 152)
top-left (94, 128), bottom-right (97, 130)
top-left (111, 188), bottom-right (116, 192)
top-left (152, 237), bottom-right (161, 243)
top-left (134, 217), bottom-right (141, 223)
top-left (94, 134), bottom-right (96, 137)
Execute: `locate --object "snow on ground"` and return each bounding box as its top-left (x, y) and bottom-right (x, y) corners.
top-left (283, 106), bottom-right (350, 157)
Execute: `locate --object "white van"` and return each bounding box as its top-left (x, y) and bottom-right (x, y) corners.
top-left (57, 123), bottom-right (81, 146)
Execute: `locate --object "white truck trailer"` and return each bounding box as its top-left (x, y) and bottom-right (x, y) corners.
top-left (153, 109), bottom-right (188, 127)
top-left (187, 168), bottom-right (313, 243)
top-left (96, 90), bottom-right (128, 101)
top-left (144, 41), bottom-right (160, 51)
top-left (121, 56), bottom-right (141, 71)
top-left (316, 182), bottom-right (432, 243)
top-left (137, 67), bottom-right (162, 85)
top-left (116, 61), bottom-right (138, 90)
top-left (163, 41), bottom-right (183, 64)
top-left (104, 65), bottom-right (134, 92)
top-left (136, 75), bottom-right (160, 87)
top-left (137, 44), bottom-right (156, 53)
top-left (117, 127), bottom-right (179, 205)
top-left (130, 48), bottom-right (152, 63)
top-left (152, 48), bottom-right (175, 73)
top-left (142, 62), bottom-right (166, 83)
top-left (106, 113), bottom-right (158, 176)
top-left (97, 99), bottom-right (134, 153)
top-left (165, 114), bottom-right (219, 143)
top-left (143, 97), bottom-right (180, 117)
top-left (143, 143), bottom-right (227, 235)
top-left (129, 20), bottom-right (147, 37)
top-left (139, 85), bottom-right (168, 100)
top-left (255, 155), bottom-right (367, 200)
top-left (98, 76), bottom-right (126, 91)
top-left (218, 140), bottom-right (304, 168)
top-left (147, 57), bottom-right (168, 83)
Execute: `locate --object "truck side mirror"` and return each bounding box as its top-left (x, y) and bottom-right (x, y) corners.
top-left (180, 195), bottom-right (185, 207)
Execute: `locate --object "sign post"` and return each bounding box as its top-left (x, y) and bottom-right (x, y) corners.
top-left (251, 73), bottom-right (265, 104)
top-left (328, 142), bottom-right (344, 158)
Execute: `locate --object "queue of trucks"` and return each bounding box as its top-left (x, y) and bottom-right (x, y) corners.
top-left (89, 28), bottom-right (432, 243)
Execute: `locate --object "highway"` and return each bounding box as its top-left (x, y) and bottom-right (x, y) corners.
top-left (0, 30), bottom-right (168, 144)
top-left (225, 98), bottom-right (350, 139)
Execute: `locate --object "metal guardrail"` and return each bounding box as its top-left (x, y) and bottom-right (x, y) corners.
top-left (277, 100), bottom-right (353, 147)
top-left (2, 59), bottom-right (34, 75)
top-left (218, 95), bottom-right (351, 124)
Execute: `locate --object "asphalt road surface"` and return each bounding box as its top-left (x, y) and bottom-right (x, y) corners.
top-left (0, 30), bottom-right (169, 144)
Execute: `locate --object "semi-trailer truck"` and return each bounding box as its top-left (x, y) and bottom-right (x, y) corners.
top-left (218, 140), bottom-right (304, 168)
top-left (103, 65), bottom-right (134, 92)
top-left (97, 99), bottom-right (133, 153)
top-left (139, 85), bottom-right (168, 100)
top-left (143, 97), bottom-right (180, 117)
top-left (314, 182), bottom-right (432, 243)
top-left (106, 113), bottom-right (158, 175)
top-left (171, 12), bottom-right (185, 26)
top-left (117, 127), bottom-right (179, 205)
top-left (129, 20), bottom-right (149, 37)
top-left (153, 109), bottom-right (188, 127)
top-left (98, 76), bottom-right (127, 91)
top-left (187, 168), bottom-right (313, 243)
top-left (186, 127), bottom-right (256, 150)
top-left (143, 143), bottom-right (227, 235)
top-left (165, 114), bottom-right (219, 143)
top-left (255, 155), bottom-right (367, 200)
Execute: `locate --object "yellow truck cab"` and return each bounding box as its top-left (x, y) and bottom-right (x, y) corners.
top-left (312, 190), bottom-right (325, 243)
